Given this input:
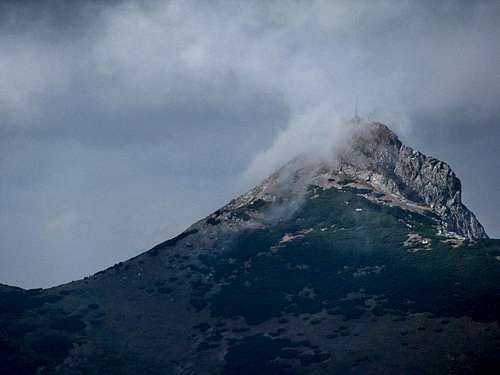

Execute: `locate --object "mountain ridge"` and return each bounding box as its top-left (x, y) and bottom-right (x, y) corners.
top-left (0, 121), bottom-right (499, 375)
top-left (219, 121), bottom-right (487, 239)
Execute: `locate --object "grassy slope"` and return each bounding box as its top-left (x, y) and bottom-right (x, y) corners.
top-left (1, 185), bottom-right (499, 374)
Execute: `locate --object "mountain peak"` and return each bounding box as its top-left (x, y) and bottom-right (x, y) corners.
top-left (2, 122), bottom-right (498, 375)
top-left (341, 122), bottom-right (487, 239)
top-left (226, 121), bottom-right (487, 239)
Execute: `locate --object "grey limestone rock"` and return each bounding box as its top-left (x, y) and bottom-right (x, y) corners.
top-left (338, 122), bottom-right (487, 239)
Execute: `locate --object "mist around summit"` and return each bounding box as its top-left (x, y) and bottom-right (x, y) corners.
top-left (1, 2), bottom-right (500, 374)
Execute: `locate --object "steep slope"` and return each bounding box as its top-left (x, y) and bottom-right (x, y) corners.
top-left (1, 122), bottom-right (499, 375)
top-left (338, 123), bottom-right (487, 239)
top-left (230, 122), bottom-right (487, 239)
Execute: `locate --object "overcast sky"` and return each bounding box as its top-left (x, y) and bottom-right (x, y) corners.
top-left (1, 0), bottom-right (499, 288)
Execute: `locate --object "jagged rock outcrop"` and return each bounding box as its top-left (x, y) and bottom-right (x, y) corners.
top-left (338, 122), bottom-right (487, 239)
top-left (228, 121), bottom-right (487, 239)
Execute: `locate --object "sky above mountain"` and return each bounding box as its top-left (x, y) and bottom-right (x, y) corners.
top-left (1, 0), bottom-right (499, 288)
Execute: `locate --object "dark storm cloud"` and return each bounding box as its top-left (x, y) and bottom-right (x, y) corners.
top-left (1, 0), bottom-right (499, 288)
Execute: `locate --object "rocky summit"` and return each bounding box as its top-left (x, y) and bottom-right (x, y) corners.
top-left (1, 122), bottom-right (499, 375)
top-left (338, 122), bottom-right (487, 239)
top-left (230, 122), bottom-right (487, 240)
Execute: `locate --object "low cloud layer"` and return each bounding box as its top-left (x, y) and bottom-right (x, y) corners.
top-left (1, 0), bottom-right (499, 287)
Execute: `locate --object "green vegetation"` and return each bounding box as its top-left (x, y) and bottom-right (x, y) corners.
top-left (223, 334), bottom-right (330, 374)
top-left (0, 289), bottom-right (61, 316)
top-left (0, 287), bottom-right (88, 375)
top-left (148, 229), bottom-right (199, 256)
top-left (31, 334), bottom-right (75, 359)
top-left (230, 208), bottom-right (251, 221)
top-left (206, 217), bottom-right (221, 225)
top-left (1, 184), bottom-right (499, 374)
top-left (199, 187), bottom-right (500, 324)
top-left (49, 315), bottom-right (85, 333)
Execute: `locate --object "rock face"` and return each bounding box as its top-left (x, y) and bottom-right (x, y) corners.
top-left (337, 122), bottom-right (487, 239)
top-left (229, 121), bottom-right (487, 239)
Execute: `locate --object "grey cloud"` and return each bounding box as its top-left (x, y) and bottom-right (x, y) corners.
top-left (0, 0), bottom-right (499, 288)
